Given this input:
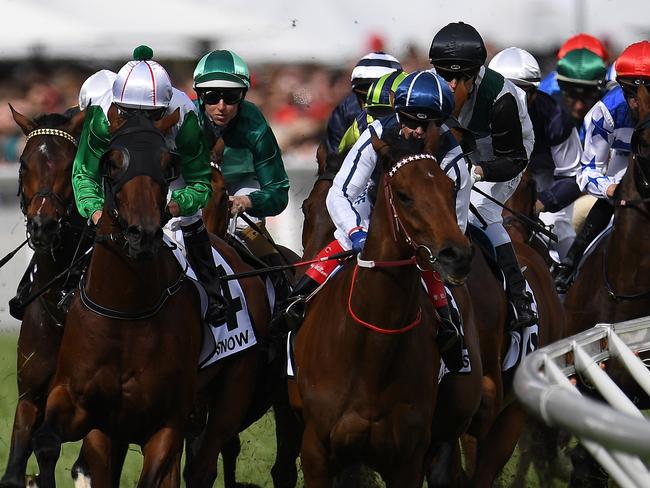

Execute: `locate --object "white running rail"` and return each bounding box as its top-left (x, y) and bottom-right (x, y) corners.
top-left (514, 316), bottom-right (650, 488)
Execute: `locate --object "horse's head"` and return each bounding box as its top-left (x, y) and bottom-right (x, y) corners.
top-left (101, 104), bottom-right (180, 259)
top-left (632, 84), bottom-right (650, 163)
top-left (371, 125), bottom-right (473, 284)
top-left (11, 105), bottom-right (86, 252)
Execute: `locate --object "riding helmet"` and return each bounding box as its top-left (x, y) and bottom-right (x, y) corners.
top-left (488, 47), bottom-right (541, 88)
top-left (365, 70), bottom-right (408, 111)
top-left (556, 48), bottom-right (607, 86)
top-left (394, 71), bottom-right (455, 120)
top-left (557, 33), bottom-right (608, 62)
top-left (79, 69), bottom-right (117, 110)
top-left (193, 50), bottom-right (251, 90)
top-left (350, 52), bottom-right (402, 89)
top-left (615, 41), bottom-right (650, 80)
top-left (112, 45), bottom-right (173, 110)
top-left (429, 22), bottom-right (487, 73)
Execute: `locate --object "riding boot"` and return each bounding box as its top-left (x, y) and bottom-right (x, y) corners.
top-left (555, 198), bottom-right (614, 294)
top-left (495, 242), bottom-right (537, 331)
top-left (269, 239), bottom-right (346, 337)
top-left (9, 257), bottom-right (36, 320)
top-left (182, 219), bottom-right (228, 324)
top-left (262, 252), bottom-right (292, 305)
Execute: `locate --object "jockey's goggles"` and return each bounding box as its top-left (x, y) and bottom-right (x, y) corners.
top-left (115, 105), bottom-right (167, 121)
top-left (618, 78), bottom-right (650, 100)
top-left (398, 110), bottom-right (445, 130)
top-left (200, 89), bottom-right (246, 106)
top-left (434, 65), bottom-right (480, 83)
top-left (558, 80), bottom-right (603, 104)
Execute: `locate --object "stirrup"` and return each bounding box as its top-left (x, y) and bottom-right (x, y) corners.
top-left (508, 297), bottom-right (537, 332)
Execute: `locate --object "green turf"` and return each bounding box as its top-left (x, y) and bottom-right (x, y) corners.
top-left (0, 331), bottom-right (567, 487)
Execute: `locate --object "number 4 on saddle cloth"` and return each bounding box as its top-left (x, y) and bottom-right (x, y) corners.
top-left (164, 230), bottom-right (268, 369)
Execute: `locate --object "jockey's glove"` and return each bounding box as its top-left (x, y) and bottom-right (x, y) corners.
top-left (349, 229), bottom-right (368, 254)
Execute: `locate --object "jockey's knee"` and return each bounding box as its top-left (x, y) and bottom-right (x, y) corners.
top-left (483, 222), bottom-right (511, 247)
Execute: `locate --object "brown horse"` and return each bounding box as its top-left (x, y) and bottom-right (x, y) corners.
top-left (30, 107), bottom-right (204, 488)
top-left (0, 107), bottom-right (87, 488)
top-left (289, 129), bottom-right (473, 486)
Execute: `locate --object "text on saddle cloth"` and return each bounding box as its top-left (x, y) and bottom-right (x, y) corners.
top-left (163, 230), bottom-right (269, 369)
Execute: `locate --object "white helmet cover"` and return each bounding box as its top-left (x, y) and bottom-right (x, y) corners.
top-left (488, 47), bottom-right (541, 88)
top-left (112, 60), bottom-right (173, 109)
top-left (351, 52), bottom-right (402, 86)
top-left (79, 70), bottom-right (117, 110)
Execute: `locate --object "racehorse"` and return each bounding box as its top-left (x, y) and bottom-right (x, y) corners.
top-left (289, 128), bottom-right (474, 486)
top-left (0, 107), bottom-right (88, 488)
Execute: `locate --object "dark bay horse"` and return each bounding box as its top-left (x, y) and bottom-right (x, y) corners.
top-left (1, 107), bottom-right (87, 488)
top-left (31, 107), bottom-right (204, 488)
top-left (289, 130), bottom-right (473, 486)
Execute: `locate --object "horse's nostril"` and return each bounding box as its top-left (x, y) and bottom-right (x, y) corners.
top-left (126, 225), bottom-right (143, 239)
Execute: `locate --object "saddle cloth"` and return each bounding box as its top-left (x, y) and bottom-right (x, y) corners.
top-left (164, 231), bottom-right (272, 369)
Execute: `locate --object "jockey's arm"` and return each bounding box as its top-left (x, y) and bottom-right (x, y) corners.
top-left (245, 126), bottom-right (289, 218)
top-left (72, 105), bottom-right (110, 220)
top-left (170, 111), bottom-right (212, 216)
top-left (326, 93), bottom-right (360, 155)
top-left (326, 123), bottom-right (380, 236)
top-left (439, 130), bottom-right (471, 232)
top-left (476, 92), bottom-right (534, 182)
top-left (537, 127), bottom-right (582, 213)
top-left (576, 101), bottom-right (617, 198)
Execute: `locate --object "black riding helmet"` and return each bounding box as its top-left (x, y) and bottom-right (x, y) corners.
top-left (429, 22), bottom-right (487, 78)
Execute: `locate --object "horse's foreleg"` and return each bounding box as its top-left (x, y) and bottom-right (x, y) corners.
top-left (74, 430), bottom-right (128, 488)
top-left (384, 452), bottom-right (426, 488)
top-left (0, 399), bottom-right (41, 488)
top-left (138, 426), bottom-right (183, 488)
top-left (33, 385), bottom-right (91, 488)
top-left (271, 388), bottom-right (302, 488)
top-left (221, 436), bottom-right (241, 488)
top-left (300, 424), bottom-right (332, 488)
top-left (470, 401), bottom-right (528, 488)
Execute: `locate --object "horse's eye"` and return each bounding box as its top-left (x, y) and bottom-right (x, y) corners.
top-left (395, 191), bottom-right (413, 205)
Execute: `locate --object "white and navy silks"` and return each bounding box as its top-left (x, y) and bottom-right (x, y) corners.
top-left (454, 66), bottom-right (535, 247)
top-left (577, 85), bottom-right (635, 199)
top-left (527, 90), bottom-right (582, 256)
top-left (326, 114), bottom-right (471, 250)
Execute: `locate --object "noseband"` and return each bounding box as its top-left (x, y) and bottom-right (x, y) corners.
top-left (383, 153), bottom-right (440, 271)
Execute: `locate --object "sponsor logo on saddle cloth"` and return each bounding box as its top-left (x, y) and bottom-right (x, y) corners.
top-left (163, 231), bottom-right (263, 369)
top-left (502, 280), bottom-right (539, 372)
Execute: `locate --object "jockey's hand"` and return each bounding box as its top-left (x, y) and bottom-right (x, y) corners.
top-left (534, 199), bottom-right (545, 214)
top-left (166, 200), bottom-right (181, 217)
top-left (606, 184), bottom-right (618, 198)
top-left (229, 195), bottom-right (252, 216)
top-left (349, 229), bottom-right (368, 253)
top-left (91, 210), bottom-right (102, 226)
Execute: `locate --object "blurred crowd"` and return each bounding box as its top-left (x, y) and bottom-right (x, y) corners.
top-left (0, 38), bottom-right (599, 164)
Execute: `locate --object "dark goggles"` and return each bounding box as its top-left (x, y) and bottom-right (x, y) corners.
top-left (558, 80), bottom-right (603, 103)
top-left (618, 79), bottom-right (650, 100)
top-left (434, 65), bottom-right (480, 83)
top-left (398, 110), bottom-right (445, 130)
top-left (116, 105), bottom-right (167, 121)
top-left (200, 89), bottom-right (246, 106)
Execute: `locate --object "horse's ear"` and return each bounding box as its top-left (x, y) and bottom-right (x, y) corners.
top-left (370, 129), bottom-right (390, 160)
top-left (316, 140), bottom-right (328, 175)
top-left (9, 104), bottom-right (36, 135)
top-left (638, 83), bottom-right (650, 120)
top-left (67, 109), bottom-right (87, 138)
top-left (107, 103), bottom-right (123, 134)
top-left (424, 123), bottom-right (441, 155)
top-left (210, 137), bottom-right (225, 166)
top-left (154, 108), bottom-right (180, 135)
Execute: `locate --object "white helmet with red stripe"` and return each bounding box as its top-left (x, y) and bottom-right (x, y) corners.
top-left (112, 45), bottom-right (173, 110)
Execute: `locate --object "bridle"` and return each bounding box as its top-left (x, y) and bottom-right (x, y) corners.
top-left (19, 128), bottom-right (79, 249)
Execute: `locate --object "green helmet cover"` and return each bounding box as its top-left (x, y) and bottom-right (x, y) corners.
top-left (193, 50), bottom-right (251, 90)
top-left (557, 48), bottom-right (607, 86)
top-left (366, 70), bottom-right (408, 109)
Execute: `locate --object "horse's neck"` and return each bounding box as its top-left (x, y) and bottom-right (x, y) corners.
top-left (85, 238), bottom-right (175, 309)
top-left (608, 157), bottom-right (650, 286)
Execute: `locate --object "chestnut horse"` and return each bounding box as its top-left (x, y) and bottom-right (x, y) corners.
top-left (290, 130), bottom-right (474, 486)
top-left (0, 107), bottom-right (88, 488)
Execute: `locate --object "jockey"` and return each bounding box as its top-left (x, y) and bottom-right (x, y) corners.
top-left (272, 71), bottom-right (471, 364)
top-left (72, 46), bottom-right (228, 324)
top-left (192, 50), bottom-right (290, 277)
top-left (555, 40), bottom-right (650, 293)
top-left (429, 22), bottom-right (537, 330)
top-left (324, 52), bottom-right (402, 155)
top-left (539, 33), bottom-right (609, 102)
top-left (489, 47), bottom-right (582, 260)
top-left (337, 70), bottom-right (408, 154)
top-left (555, 49), bottom-right (608, 144)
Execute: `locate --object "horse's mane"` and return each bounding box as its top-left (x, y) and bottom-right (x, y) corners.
top-left (34, 113), bottom-right (71, 128)
top-left (381, 127), bottom-right (426, 163)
